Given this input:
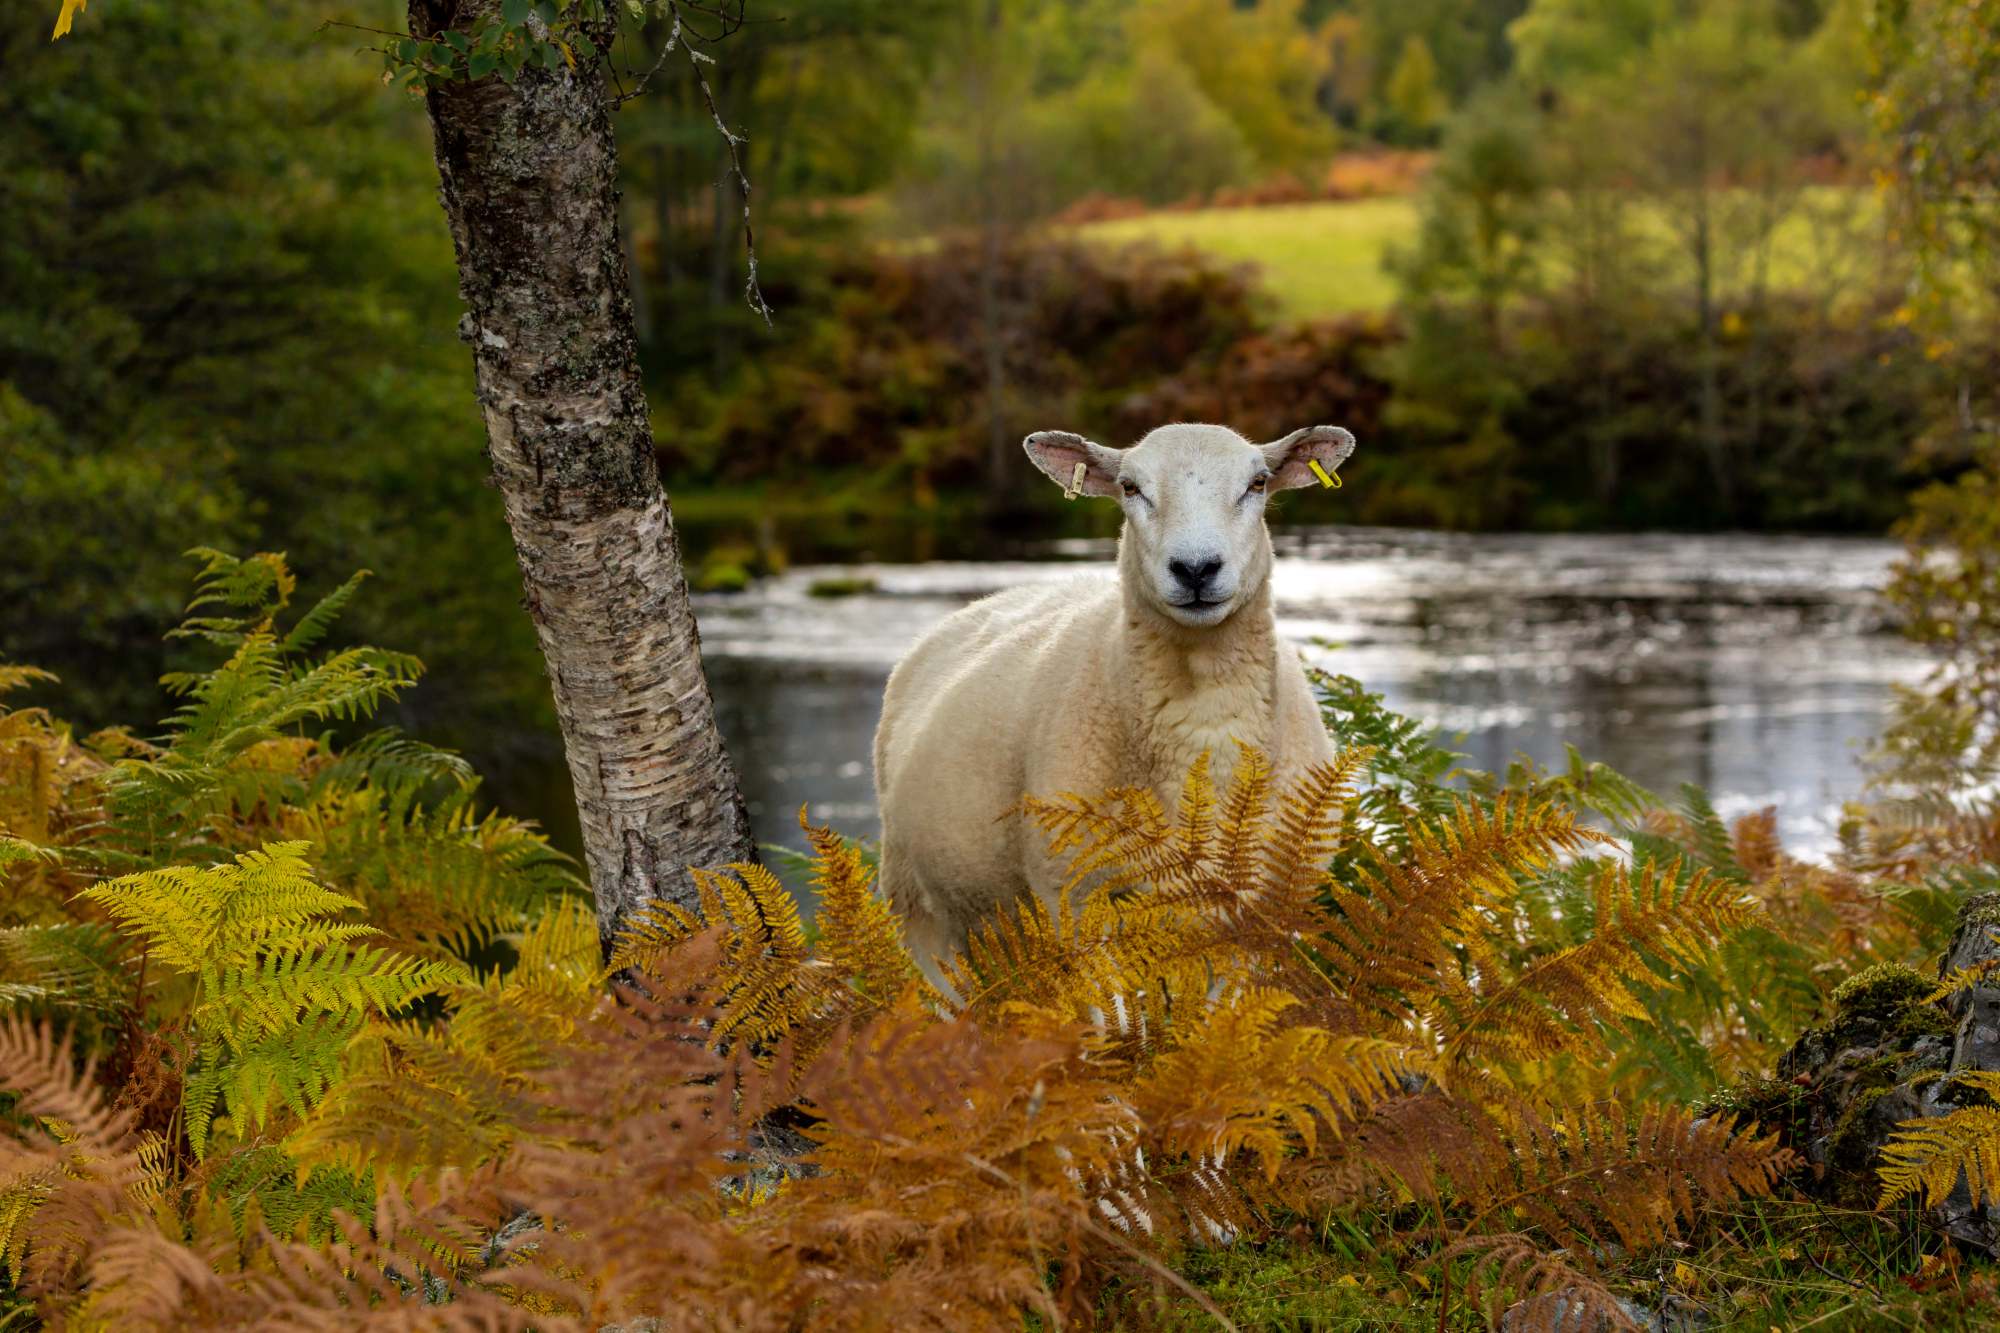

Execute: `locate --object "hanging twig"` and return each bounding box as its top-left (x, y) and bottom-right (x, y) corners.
top-left (613, 1), bottom-right (773, 326)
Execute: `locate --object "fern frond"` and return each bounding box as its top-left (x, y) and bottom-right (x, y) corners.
top-left (1257, 748), bottom-right (1368, 898)
top-left (84, 844), bottom-right (459, 1154)
top-left (0, 667), bottom-right (58, 698)
top-left (1320, 794), bottom-right (1597, 1017)
top-left (1439, 860), bottom-right (1759, 1071)
top-left (1131, 988), bottom-right (1410, 1179)
top-left (1445, 1233), bottom-right (1639, 1333)
top-left (0, 923), bottom-right (129, 1019)
top-left (287, 783), bottom-right (581, 961)
top-left (1878, 1070), bottom-right (2000, 1209)
top-left (613, 862), bottom-right (837, 1057)
top-left (1465, 1105), bottom-right (1790, 1256)
top-left (801, 813), bottom-right (921, 1003)
top-left (279, 569), bottom-right (371, 655)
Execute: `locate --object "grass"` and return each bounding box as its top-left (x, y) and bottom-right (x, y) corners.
top-left (1071, 187), bottom-right (1893, 325)
top-left (1074, 197), bottom-right (1417, 322)
top-left (1115, 1197), bottom-right (2000, 1332)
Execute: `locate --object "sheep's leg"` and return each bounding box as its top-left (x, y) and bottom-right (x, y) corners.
top-left (901, 905), bottom-right (963, 1002)
top-left (879, 845), bottom-right (964, 1000)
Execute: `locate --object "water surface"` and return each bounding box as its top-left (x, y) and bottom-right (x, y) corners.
top-left (696, 527), bottom-right (1929, 863)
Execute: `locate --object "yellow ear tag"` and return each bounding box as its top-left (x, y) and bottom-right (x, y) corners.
top-left (1064, 461), bottom-right (1087, 501)
top-left (1309, 459), bottom-right (1341, 489)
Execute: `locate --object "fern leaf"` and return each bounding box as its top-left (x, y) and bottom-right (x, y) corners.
top-left (278, 568), bottom-right (371, 655)
top-left (1878, 1071), bottom-right (2000, 1209)
top-left (1440, 861), bottom-right (1759, 1071)
top-left (84, 844), bottom-right (458, 1155)
top-left (1132, 988), bottom-right (1410, 1179)
top-left (801, 812), bottom-right (920, 1002)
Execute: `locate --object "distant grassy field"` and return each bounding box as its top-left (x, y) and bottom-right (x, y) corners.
top-left (1073, 188), bottom-right (1890, 324)
top-left (1075, 197), bottom-right (1417, 321)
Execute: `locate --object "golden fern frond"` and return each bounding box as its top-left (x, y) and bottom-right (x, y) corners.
top-left (801, 812), bottom-right (921, 1003)
top-left (1257, 748), bottom-right (1369, 897)
top-left (286, 1012), bottom-right (540, 1178)
top-left (1319, 794), bottom-right (1596, 1016)
top-left (1878, 1070), bottom-right (2000, 1209)
top-left (946, 885), bottom-right (1135, 1015)
top-left (614, 862), bottom-right (834, 1055)
top-left (500, 895), bottom-right (606, 1026)
top-left (1216, 743), bottom-right (1275, 889)
top-left (0, 667), bottom-right (58, 697)
top-left (1018, 763), bottom-right (1195, 901)
top-left (1928, 940), bottom-right (2000, 1003)
top-left (1439, 860), bottom-right (1759, 1071)
top-left (1467, 1104), bottom-right (1791, 1257)
top-left (1004, 751), bottom-right (1371, 1026)
top-left (288, 901), bottom-right (588, 1175)
top-left (1130, 988), bottom-right (1411, 1179)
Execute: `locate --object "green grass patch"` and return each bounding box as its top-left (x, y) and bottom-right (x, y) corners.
top-left (1075, 198), bottom-right (1417, 322)
top-left (1072, 188), bottom-right (1892, 324)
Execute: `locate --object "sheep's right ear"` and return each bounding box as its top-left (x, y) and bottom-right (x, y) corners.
top-left (1024, 431), bottom-right (1124, 498)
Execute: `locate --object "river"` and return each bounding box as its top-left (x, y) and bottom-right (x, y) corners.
top-left (692, 527), bottom-right (1930, 867)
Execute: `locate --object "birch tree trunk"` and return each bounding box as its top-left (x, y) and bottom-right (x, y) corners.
top-left (408, 0), bottom-right (754, 945)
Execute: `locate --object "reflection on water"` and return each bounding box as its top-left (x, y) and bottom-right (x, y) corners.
top-left (696, 527), bottom-right (1930, 865)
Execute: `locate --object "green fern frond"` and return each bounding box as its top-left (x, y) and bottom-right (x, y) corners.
top-left (204, 1144), bottom-right (373, 1245)
top-left (278, 569), bottom-right (372, 656)
top-left (0, 923), bottom-right (128, 1019)
top-left (289, 783), bottom-right (581, 961)
top-left (1673, 784), bottom-right (1747, 883)
top-left (84, 843), bottom-right (460, 1154)
top-left (304, 729), bottom-right (473, 798)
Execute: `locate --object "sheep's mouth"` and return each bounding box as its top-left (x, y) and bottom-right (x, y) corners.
top-left (1168, 596), bottom-right (1230, 615)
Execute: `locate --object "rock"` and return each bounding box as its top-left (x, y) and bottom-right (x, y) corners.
top-left (1498, 1291), bottom-right (1710, 1332)
top-left (1713, 893), bottom-right (2000, 1252)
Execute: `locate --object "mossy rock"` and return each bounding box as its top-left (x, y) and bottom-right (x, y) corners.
top-left (806, 575), bottom-right (877, 599)
top-left (1830, 963), bottom-right (1934, 1022)
top-left (693, 559), bottom-right (754, 593)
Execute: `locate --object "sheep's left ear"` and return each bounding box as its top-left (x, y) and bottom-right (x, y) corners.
top-left (1261, 425), bottom-right (1357, 491)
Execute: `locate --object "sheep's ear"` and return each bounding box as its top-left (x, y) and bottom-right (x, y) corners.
top-left (1023, 430), bottom-right (1124, 498)
top-left (1261, 425), bottom-right (1357, 491)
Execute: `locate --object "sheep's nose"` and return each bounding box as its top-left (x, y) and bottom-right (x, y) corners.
top-left (1168, 556), bottom-right (1224, 591)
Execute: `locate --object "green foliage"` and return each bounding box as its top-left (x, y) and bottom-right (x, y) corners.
top-left (84, 842), bottom-right (460, 1155)
top-left (386, 0), bottom-right (596, 89)
top-left (1382, 33), bottom-right (1447, 142)
top-left (4, 0), bottom-right (548, 808)
top-left (1869, 0), bottom-right (2000, 309)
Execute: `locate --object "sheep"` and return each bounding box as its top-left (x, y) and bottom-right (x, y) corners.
top-left (872, 421), bottom-right (1356, 989)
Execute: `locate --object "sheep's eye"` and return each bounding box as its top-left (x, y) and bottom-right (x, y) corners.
top-left (1120, 480), bottom-right (1141, 499)
top-left (1247, 474), bottom-right (1269, 495)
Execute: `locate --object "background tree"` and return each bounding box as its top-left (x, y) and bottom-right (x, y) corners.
top-left (48, 0), bottom-right (761, 945)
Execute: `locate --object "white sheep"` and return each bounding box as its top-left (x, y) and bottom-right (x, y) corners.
top-left (872, 421), bottom-right (1356, 988)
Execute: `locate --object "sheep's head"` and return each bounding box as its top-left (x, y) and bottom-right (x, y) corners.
top-left (1024, 422), bottom-right (1356, 629)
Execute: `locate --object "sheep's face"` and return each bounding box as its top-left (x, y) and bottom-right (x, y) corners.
top-left (1024, 422), bottom-right (1356, 629)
